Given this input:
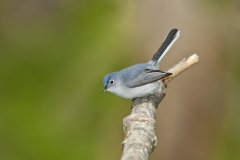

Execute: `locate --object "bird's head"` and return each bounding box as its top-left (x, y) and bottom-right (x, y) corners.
top-left (103, 72), bottom-right (119, 93)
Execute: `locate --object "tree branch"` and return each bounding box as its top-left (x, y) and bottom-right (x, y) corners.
top-left (120, 54), bottom-right (199, 160)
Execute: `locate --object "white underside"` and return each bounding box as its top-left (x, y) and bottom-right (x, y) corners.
top-left (108, 81), bottom-right (162, 99)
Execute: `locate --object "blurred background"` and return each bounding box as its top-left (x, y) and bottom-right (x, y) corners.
top-left (0, 0), bottom-right (240, 160)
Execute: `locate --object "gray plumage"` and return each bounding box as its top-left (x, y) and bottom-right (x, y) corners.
top-left (121, 63), bottom-right (171, 88)
top-left (103, 29), bottom-right (180, 99)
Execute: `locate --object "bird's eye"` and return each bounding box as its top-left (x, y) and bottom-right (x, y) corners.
top-left (109, 80), bottom-right (114, 84)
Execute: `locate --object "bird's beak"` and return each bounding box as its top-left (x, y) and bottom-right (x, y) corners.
top-left (103, 85), bottom-right (108, 92)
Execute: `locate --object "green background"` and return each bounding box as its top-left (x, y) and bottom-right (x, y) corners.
top-left (0, 0), bottom-right (239, 160)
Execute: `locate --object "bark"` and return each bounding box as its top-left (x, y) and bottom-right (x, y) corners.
top-left (121, 54), bottom-right (199, 160)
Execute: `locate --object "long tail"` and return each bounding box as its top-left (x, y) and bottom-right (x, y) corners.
top-left (150, 28), bottom-right (180, 65)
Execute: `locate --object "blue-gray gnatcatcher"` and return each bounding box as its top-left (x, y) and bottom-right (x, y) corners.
top-left (103, 29), bottom-right (180, 99)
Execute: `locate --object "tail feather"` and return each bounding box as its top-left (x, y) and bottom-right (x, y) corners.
top-left (150, 28), bottom-right (180, 65)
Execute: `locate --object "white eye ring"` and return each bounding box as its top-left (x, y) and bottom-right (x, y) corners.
top-left (109, 80), bottom-right (114, 84)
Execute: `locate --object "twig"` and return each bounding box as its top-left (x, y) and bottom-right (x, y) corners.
top-left (164, 53), bottom-right (199, 84)
top-left (120, 54), bottom-right (199, 160)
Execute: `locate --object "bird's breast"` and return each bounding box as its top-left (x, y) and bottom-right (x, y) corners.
top-left (114, 82), bottom-right (161, 99)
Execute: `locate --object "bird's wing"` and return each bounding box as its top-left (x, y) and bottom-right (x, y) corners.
top-left (124, 69), bottom-right (171, 88)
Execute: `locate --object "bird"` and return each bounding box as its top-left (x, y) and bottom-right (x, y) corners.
top-left (103, 28), bottom-right (180, 99)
